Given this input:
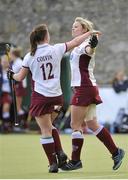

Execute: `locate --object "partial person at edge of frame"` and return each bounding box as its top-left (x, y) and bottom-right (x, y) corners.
top-left (112, 69), bottom-right (128, 94)
top-left (9, 47), bottom-right (28, 130)
top-left (0, 55), bottom-right (12, 133)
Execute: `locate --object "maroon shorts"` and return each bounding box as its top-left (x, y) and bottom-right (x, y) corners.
top-left (29, 91), bottom-right (64, 117)
top-left (71, 86), bottom-right (102, 106)
top-left (1, 92), bottom-right (12, 104)
top-left (15, 82), bottom-right (27, 97)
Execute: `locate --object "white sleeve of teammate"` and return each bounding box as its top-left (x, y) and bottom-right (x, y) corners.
top-left (53, 43), bottom-right (67, 60)
top-left (22, 53), bottom-right (31, 68)
top-left (12, 59), bottom-right (22, 73)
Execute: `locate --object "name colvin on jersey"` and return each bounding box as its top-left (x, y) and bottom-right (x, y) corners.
top-left (37, 55), bottom-right (53, 62)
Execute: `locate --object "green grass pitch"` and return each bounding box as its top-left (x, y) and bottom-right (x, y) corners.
top-left (0, 134), bottom-right (127, 179)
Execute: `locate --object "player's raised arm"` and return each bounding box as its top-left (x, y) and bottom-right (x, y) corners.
top-left (66, 30), bottom-right (101, 51)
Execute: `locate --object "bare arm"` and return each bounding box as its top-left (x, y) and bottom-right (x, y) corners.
top-left (85, 46), bottom-right (95, 55)
top-left (66, 31), bottom-right (101, 51)
top-left (13, 67), bottom-right (29, 81)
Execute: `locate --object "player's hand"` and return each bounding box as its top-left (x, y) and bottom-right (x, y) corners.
top-left (92, 30), bottom-right (102, 35)
top-left (89, 35), bottom-right (98, 49)
top-left (7, 69), bottom-right (14, 80)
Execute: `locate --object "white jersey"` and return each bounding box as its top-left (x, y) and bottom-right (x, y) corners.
top-left (22, 43), bottom-right (66, 97)
top-left (12, 57), bottom-right (27, 88)
top-left (12, 58), bottom-right (22, 73)
top-left (70, 37), bottom-right (96, 87)
top-left (2, 70), bottom-right (11, 93)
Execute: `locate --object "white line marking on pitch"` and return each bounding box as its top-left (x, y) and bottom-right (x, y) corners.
top-left (71, 173), bottom-right (128, 179)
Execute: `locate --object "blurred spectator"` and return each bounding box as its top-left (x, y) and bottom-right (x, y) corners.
top-left (112, 70), bottom-right (128, 93)
top-left (111, 70), bottom-right (128, 133)
top-left (0, 55), bottom-right (12, 133)
top-left (0, 60), bottom-right (2, 97)
top-left (113, 107), bottom-right (128, 133)
top-left (9, 47), bottom-right (28, 130)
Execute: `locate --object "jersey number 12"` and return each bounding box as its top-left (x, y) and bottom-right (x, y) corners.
top-left (40, 62), bottom-right (54, 80)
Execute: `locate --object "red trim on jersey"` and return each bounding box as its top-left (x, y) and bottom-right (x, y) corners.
top-left (85, 45), bottom-right (91, 54)
top-left (79, 54), bottom-right (92, 86)
top-left (22, 66), bottom-right (29, 69)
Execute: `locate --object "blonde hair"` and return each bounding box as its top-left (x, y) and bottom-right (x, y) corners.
top-left (11, 47), bottom-right (22, 57)
top-left (75, 17), bottom-right (94, 31)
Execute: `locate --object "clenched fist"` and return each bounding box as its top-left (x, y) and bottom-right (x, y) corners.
top-left (89, 35), bottom-right (98, 49)
top-left (7, 69), bottom-right (14, 80)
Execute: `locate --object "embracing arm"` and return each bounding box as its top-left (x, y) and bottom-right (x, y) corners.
top-left (66, 30), bottom-right (101, 52)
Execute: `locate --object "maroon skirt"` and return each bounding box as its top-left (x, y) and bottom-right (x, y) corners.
top-left (15, 82), bottom-right (27, 97)
top-left (29, 91), bottom-right (64, 117)
top-left (71, 86), bottom-right (102, 106)
top-left (1, 92), bottom-right (12, 104)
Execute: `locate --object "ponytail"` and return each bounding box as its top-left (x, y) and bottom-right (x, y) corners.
top-left (29, 24), bottom-right (48, 56)
top-left (30, 31), bottom-right (37, 56)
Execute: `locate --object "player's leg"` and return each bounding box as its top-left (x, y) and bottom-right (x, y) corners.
top-left (36, 113), bottom-right (58, 173)
top-left (15, 83), bottom-right (28, 129)
top-left (70, 105), bottom-right (88, 162)
top-left (2, 102), bottom-right (11, 133)
top-left (51, 106), bottom-right (68, 168)
top-left (61, 105), bottom-right (88, 171)
top-left (1, 93), bottom-right (12, 133)
top-left (51, 106), bottom-right (64, 154)
top-left (86, 104), bottom-right (125, 170)
top-left (16, 96), bottom-right (27, 128)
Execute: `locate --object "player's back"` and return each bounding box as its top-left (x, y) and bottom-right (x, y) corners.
top-left (23, 43), bottom-right (66, 97)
